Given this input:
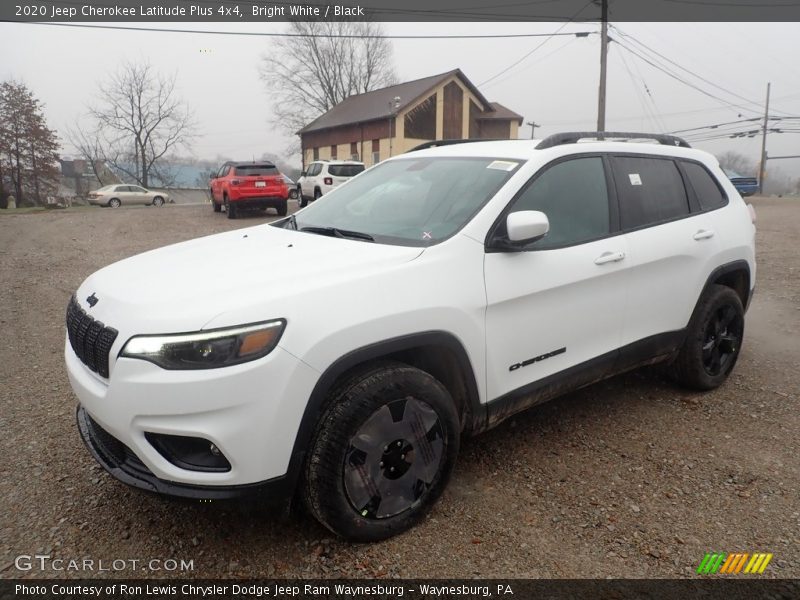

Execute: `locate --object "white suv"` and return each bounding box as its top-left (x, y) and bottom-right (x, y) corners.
top-left (296, 160), bottom-right (365, 207)
top-left (66, 133), bottom-right (756, 542)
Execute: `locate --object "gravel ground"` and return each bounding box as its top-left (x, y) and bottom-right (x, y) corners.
top-left (0, 198), bottom-right (798, 579)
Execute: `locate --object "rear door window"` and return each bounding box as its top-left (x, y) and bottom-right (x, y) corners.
top-left (681, 161), bottom-right (728, 212)
top-left (611, 156), bottom-right (690, 230)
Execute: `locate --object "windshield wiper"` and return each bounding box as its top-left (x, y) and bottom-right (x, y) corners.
top-left (300, 226), bottom-right (374, 242)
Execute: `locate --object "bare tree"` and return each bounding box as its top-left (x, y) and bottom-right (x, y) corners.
top-left (717, 151), bottom-right (756, 176)
top-left (259, 21), bottom-right (396, 153)
top-left (64, 125), bottom-right (108, 187)
top-left (78, 61), bottom-right (195, 187)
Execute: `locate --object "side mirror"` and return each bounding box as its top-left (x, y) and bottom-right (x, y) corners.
top-left (300, 171), bottom-right (307, 177)
top-left (507, 210), bottom-right (549, 244)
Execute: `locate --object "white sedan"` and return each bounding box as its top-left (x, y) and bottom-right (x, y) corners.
top-left (88, 184), bottom-right (169, 208)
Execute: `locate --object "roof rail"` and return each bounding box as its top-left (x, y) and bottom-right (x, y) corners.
top-left (408, 139), bottom-right (502, 152)
top-left (535, 132), bottom-right (691, 150)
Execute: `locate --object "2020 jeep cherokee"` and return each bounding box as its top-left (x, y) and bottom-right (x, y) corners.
top-left (66, 133), bottom-right (756, 541)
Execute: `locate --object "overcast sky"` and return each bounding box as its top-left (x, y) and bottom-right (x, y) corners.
top-left (1, 21), bottom-right (798, 174)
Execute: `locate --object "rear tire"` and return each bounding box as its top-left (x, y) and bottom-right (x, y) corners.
top-left (277, 200), bottom-right (288, 217)
top-left (152, 196), bottom-right (165, 207)
top-left (303, 362), bottom-right (460, 542)
top-left (225, 197), bottom-right (237, 219)
top-left (671, 284), bottom-right (745, 390)
top-left (212, 199), bottom-right (221, 213)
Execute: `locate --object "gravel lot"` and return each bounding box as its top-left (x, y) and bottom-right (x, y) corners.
top-left (0, 198), bottom-right (798, 579)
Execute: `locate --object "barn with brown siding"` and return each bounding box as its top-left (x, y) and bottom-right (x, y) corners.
top-left (297, 69), bottom-right (524, 168)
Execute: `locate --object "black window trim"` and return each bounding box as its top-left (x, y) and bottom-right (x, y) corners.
top-left (485, 152), bottom-right (622, 253)
top-left (607, 152), bottom-right (696, 235)
top-left (675, 158), bottom-right (730, 215)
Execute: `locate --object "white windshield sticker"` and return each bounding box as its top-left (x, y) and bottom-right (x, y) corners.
top-left (487, 160), bottom-right (518, 172)
top-left (629, 173), bottom-right (642, 186)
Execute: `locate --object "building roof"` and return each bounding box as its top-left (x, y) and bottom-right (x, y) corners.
top-left (298, 69), bottom-right (495, 135)
top-left (478, 102), bottom-right (524, 124)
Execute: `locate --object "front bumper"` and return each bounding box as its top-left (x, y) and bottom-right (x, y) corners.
top-left (229, 195), bottom-right (287, 210)
top-left (77, 406), bottom-right (288, 500)
top-left (66, 336), bottom-right (320, 492)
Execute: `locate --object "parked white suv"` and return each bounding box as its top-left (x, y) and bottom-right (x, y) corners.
top-left (296, 160), bottom-right (365, 207)
top-left (66, 133), bottom-right (755, 541)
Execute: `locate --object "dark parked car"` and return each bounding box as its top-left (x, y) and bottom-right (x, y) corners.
top-left (724, 170), bottom-right (758, 197)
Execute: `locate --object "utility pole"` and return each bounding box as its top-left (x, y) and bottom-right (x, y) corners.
top-left (596, 0), bottom-right (609, 133)
top-left (527, 121), bottom-right (541, 139)
top-left (758, 82), bottom-right (771, 195)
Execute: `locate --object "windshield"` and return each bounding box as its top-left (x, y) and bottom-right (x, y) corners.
top-left (279, 156), bottom-right (522, 246)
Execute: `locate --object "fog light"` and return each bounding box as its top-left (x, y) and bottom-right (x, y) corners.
top-left (145, 433), bottom-right (231, 472)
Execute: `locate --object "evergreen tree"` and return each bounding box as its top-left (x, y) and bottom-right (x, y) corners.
top-left (0, 81), bottom-right (60, 207)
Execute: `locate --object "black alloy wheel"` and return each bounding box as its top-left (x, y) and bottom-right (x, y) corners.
top-left (303, 362), bottom-right (460, 541)
top-left (672, 284), bottom-right (745, 390)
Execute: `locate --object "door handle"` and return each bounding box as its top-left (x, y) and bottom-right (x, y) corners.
top-left (594, 251), bottom-right (626, 265)
top-left (693, 229), bottom-right (715, 241)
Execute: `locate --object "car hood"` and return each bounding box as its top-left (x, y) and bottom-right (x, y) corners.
top-left (76, 224), bottom-right (424, 334)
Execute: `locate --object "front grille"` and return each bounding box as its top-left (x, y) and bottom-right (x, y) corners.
top-left (66, 296), bottom-right (118, 378)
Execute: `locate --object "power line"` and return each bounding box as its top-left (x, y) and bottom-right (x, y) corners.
top-left (477, 0), bottom-right (595, 87)
top-left (671, 118), bottom-right (761, 134)
top-left (610, 25), bottom-right (768, 113)
top-left (611, 25), bottom-right (796, 118)
top-left (611, 37), bottom-right (764, 117)
top-left (3, 20), bottom-right (596, 39)
top-left (615, 42), bottom-right (661, 132)
top-left (480, 35), bottom-right (578, 91)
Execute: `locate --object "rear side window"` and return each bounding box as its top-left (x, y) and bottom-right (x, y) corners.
top-left (611, 156), bottom-right (690, 229)
top-left (234, 164), bottom-right (278, 176)
top-left (507, 157), bottom-right (610, 249)
top-left (328, 164), bottom-right (365, 177)
top-left (681, 161), bottom-right (727, 211)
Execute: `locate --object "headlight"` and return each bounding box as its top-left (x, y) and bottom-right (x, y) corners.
top-left (120, 320), bottom-right (285, 370)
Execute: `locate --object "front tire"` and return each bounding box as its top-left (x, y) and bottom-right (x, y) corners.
top-left (303, 362), bottom-right (460, 542)
top-left (299, 187), bottom-right (307, 208)
top-left (108, 198), bottom-right (121, 208)
top-left (672, 284), bottom-right (745, 390)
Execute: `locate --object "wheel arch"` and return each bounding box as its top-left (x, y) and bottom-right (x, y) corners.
top-left (282, 331), bottom-right (484, 501)
top-left (702, 259), bottom-right (752, 313)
